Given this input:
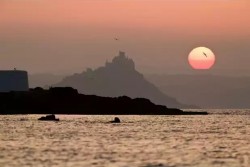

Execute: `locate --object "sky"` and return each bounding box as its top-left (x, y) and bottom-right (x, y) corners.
top-left (0, 0), bottom-right (250, 75)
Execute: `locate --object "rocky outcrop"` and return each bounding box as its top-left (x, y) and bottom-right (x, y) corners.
top-left (38, 114), bottom-right (59, 121)
top-left (0, 87), bottom-right (207, 115)
top-left (109, 117), bottom-right (121, 123)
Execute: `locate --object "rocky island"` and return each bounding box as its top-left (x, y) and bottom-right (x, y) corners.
top-left (55, 51), bottom-right (196, 108)
top-left (0, 87), bottom-right (207, 115)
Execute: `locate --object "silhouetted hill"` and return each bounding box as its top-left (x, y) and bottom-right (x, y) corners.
top-left (0, 87), bottom-right (207, 115)
top-left (146, 74), bottom-right (250, 109)
top-left (55, 52), bottom-right (192, 108)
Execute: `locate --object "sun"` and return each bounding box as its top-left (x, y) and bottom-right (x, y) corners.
top-left (188, 47), bottom-right (215, 70)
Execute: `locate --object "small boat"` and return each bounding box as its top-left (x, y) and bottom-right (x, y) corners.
top-left (38, 114), bottom-right (59, 121)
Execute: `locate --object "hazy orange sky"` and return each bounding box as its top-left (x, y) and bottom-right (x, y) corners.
top-left (0, 0), bottom-right (250, 75)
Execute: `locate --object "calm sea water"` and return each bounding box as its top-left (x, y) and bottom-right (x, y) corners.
top-left (0, 110), bottom-right (249, 167)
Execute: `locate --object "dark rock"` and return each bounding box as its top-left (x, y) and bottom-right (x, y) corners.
top-left (110, 117), bottom-right (121, 123)
top-left (0, 87), bottom-right (208, 115)
top-left (38, 114), bottom-right (59, 121)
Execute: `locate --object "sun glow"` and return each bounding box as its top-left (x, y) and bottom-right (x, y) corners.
top-left (188, 47), bottom-right (215, 70)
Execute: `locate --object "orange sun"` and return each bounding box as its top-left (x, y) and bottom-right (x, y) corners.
top-left (188, 47), bottom-right (215, 69)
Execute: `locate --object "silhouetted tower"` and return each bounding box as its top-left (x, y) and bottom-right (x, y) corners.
top-left (119, 51), bottom-right (126, 57)
top-left (0, 70), bottom-right (29, 92)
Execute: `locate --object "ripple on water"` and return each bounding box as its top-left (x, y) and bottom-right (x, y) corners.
top-left (0, 112), bottom-right (249, 167)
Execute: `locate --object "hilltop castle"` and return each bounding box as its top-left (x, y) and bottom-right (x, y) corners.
top-left (105, 51), bottom-right (135, 70)
top-left (56, 51), bottom-right (191, 108)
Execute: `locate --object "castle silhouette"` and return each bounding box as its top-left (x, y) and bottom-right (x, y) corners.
top-left (56, 51), bottom-right (193, 108)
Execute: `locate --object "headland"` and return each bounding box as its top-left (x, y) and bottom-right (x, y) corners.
top-left (0, 87), bottom-right (207, 115)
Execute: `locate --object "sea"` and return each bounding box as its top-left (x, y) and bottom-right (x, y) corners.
top-left (0, 109), bottom-right (249, 167)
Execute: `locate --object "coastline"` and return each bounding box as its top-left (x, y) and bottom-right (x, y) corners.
top-left (0, 87), bottom-right (208, 115)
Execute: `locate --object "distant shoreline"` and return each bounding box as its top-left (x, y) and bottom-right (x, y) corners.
top-left (0, 87), bottom-right (208, 115)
